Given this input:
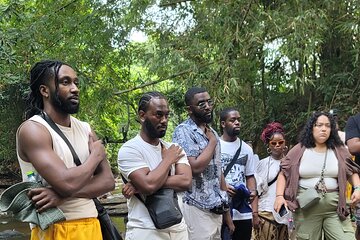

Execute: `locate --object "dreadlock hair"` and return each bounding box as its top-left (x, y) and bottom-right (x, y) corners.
top-left (219, 107), bottom-right (238, 134)
top-left (184, 87), bottom-right (207, 106)
top-left (261, 122), bottom-right (285, 144)
top-left (25, 60), bottom-right (64, 119)
top-left (138, 91), bottom-right (166, 113)
top-left (299, 111), bottom-right (343, 149)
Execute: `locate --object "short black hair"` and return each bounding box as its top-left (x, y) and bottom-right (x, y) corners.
top-left (219, 107), bottom-right (238, 134)
top-left (184, 87), bottom-right (207, 106)
top-left (25, 60), bottom-right (65, 119)
top-left (138, 91), bottom-right (166, 113)
top-left (219, 107), bottom-right (238, 122)
top-left (299, 111), bottom-right (343, 148)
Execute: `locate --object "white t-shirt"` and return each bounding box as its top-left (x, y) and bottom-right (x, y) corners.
top-left (220, 138), bottom-right (256, 220)
top-left (117, 134), bottom-right (189, 231)
top-left (255, 156), bottom-right (281, 212)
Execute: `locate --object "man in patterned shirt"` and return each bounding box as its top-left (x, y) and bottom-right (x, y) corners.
top-left (172, 87), bottom-right (229, 240)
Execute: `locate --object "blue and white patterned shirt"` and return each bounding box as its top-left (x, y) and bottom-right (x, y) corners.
top-left (172, 118), bottom-right (227, 209)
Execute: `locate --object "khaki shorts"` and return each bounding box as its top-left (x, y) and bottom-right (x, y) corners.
top-left (125, 227), bottom-right (188, 240)
top-left (182, 203), bottom-right (222, 240)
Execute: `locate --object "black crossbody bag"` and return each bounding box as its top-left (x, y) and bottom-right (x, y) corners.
top-left (121, 174), bottom-right (183, 229)
top-left (120, 141), bottom-right (182, 229)
top-left (41, 112), bottom-right (122, 240)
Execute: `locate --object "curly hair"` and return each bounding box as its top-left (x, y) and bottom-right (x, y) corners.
top-left (298, 111), bottom-right (343, 149)
top-left (25, 60), bottom-right (65, 119)
top-left (261, 122), bottom-right (285, 144)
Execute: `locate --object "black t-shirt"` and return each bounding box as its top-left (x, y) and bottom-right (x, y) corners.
top-left (345, 113), bottom-right (360, 165)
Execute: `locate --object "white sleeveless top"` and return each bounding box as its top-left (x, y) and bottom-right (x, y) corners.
top-left (17, 115), bottom-right (97, 221)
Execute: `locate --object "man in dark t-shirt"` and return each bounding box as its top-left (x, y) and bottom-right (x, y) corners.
top-left (346, 113), bottom-right (360, 165)
top-left (345, 112), bottom-right (360, 240)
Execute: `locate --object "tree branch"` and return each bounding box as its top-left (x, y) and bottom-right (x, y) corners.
top-left (56, 0), bottom-right (79, 12)
top-left (159, 0), bottom-right (194, 8)
top-left (114, 60), bottom-right (222, 95)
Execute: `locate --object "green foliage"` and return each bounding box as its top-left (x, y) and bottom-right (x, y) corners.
top-left (0, 82), bottom-right (26, 175)
top-left (1, 0), bottom-right (360, 174)
top-left (112, 0), bottom-right (360, 156)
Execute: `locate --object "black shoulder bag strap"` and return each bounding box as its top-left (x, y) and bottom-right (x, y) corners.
top-left (41, 112), bottom-right (82, 165)
top-left (267, 166), bottom-right (280, 187)
top-left (120, 175), bottom-right (145, 204)
top-left (223, 140), bottom-right (242, 177)
top-left (40, 112), bottom-right (104, 210)
top-left (41, 112), bottom-right (123, 240)
top-left (120, 168), bottom-right (172, 204)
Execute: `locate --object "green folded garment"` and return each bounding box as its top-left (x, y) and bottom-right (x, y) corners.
top-left (0, 182), bottom-right (66, 230)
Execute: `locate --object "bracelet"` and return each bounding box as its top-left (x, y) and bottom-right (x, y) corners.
top-left (276, 195), bottom-right (283, 197)
top-left (354, 186), bottom-right (360, 191)
top-left (252, 211), bottom-right (258, 215)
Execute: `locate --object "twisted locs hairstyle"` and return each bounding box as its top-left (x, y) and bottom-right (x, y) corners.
top-left (138, 91), bottom-right (166, 113)
top-left (25, 60), bottom-right (64, 119)
top-left (261, 122), bottom-right (285, 144)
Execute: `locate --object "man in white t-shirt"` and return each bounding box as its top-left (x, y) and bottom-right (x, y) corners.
top-left (118, 91), bottom-right (192, 240)
top-left (219, 108), bottom-right (259, 240)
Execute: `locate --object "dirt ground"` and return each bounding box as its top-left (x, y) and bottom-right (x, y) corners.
top-left (0, 174), bottom-right (21, 193)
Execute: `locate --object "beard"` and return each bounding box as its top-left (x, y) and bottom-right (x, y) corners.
top-left (144, 118), bottom-right (166, 139)
top-left (50, 91), bottom-right (79, 114)
top-left (192, 109), bottom-right (213, 124)
top-left (225, 127), bottom-right (240, 137)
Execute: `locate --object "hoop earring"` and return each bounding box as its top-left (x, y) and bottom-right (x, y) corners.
top-left (267, 148), bottom-right (272, 154)
top-left (283, 146), bottom-right (288, 153)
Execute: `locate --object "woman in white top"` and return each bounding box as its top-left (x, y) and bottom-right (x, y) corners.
top-left (275, 112), bottom-right (360, 240)
top-left (253, 122), bottom-right (289, 240)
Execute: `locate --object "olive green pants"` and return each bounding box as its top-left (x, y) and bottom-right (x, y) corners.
top-left (294, 191), bottom-right (354, 240)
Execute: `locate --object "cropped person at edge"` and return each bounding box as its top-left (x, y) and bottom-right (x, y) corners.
top-left (274, 111), bottom-right (360, 240)
top-left (17, 60), bottom-right (115, 239)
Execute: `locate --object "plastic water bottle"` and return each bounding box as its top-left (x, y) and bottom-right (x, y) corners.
top-left (26, 171), bottom-right (37, 182)
top-left (288, 217), bottom-right (294, 230)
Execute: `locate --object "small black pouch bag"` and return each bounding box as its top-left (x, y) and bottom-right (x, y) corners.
top-left (144, 188), bottom-right (183, 229)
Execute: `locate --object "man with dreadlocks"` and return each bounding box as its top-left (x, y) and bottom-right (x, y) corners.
top-left (117, 91), bottom-right (191, 239)
top-left (16, 60), bottom-right (115, 239)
